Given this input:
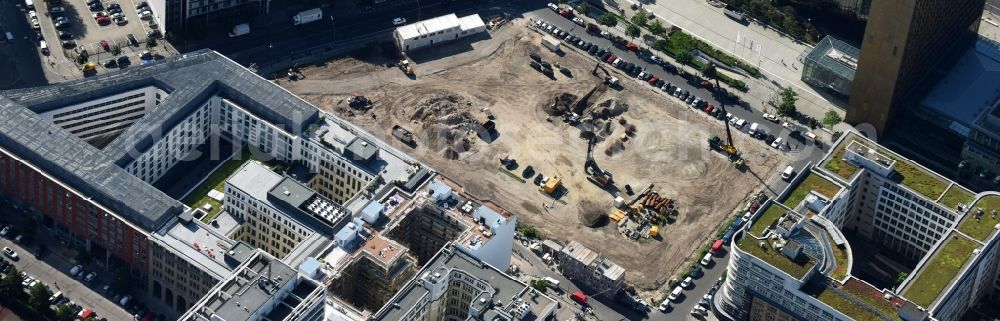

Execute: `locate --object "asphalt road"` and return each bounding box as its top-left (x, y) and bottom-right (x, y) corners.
top-left (0, 0), bottom-right (49, 89)
top-left (181, 0), bottom-right (541, 67)
top-left (0, 224), bottom-right (133, 321)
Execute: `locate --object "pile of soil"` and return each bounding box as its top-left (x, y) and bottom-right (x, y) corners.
top-left (543, 93), bottom-right (578, 115)
top-left (406, 92), bottom-right (482, 160)
top-left (592, 98), bottom-right (629, 119)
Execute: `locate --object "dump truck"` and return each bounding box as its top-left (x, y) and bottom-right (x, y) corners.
top-left (570, 291), bottom-right (588, 304)
top-left (391, 125), bottom-right (415, 144)
top-left (541, 35), bottom-right (561, 53)
top-left (293, 8), bottom-right (323, 25)
top-left (229, 23), bottom-right (250, 37)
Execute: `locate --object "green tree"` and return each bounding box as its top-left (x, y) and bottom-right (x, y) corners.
top-left (822, 110), bottom-right (842, 128)
top-left (701, 63), bottom-right (718, 80)
top-left (777, 87), bottom-right (798, 117)
top-left (599, 12), bottom-right (618, 27)
top-left (647, 19), bottom-right (666, 35)
top-left (653, 38), bottom-right (669, 51)
top-left (518, 226), bottom-right (540, 239)
top-left (630, 10), bottom-right (647, 27)
top-left (0, 266), bottom-right (24, 300)
top-left (529, 279), bottom-right (548, 293)
top-left (145, 36), bottom-right (157, 49)
top-left (890, 272), bottom-right (908, 289)
top-left (575, 2), bottom-right (589, 15)
top-left (54, 305), bottom-right (75, 321)
top-left (676, 51), bottom-right (693, 66)
top-left (76, 51), bottom-right (89, 65)
top-left (111, 44), bottom-right (121, 55)
top-left (625, 24), bottom-right (640, 39)
top-left (27, 282), bottom-right (50, 311)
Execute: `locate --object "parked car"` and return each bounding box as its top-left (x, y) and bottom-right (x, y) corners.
top-left (58, 31), bottom-right (72, 39)
top-left (680, 276), bottom-right (693, 288)
top-left (771, 137), bottom-right (784, 149)
top-left (572, 17), bottom-right (584, 25)
top-left (61, 40), bottom-right (76, 48)
top-left (70, 265), bottom-right (83, 277)
top-left (392, 17), bottom-right (406, 25)
top-left (126, 33), bottom-right (137, 46)
top-left (95, 16), bottom-right (109, 24)
top-left (116, 55), bottom-right (130, 65)
top-left (114, 16), bottom-right (127, 25)
top-left (104, 59), bottom-right (117, 68)
top-left (100, 40), bottom-right (110, 51)
top-left (89, 3), bottom-right (102, 10)
top-left (763, 113), bottom-right (779, 122)
top-left (84, 272), bottom-right (97, 282)
top-left (3, 247), bottom-right (17, 260)
top-left (547, 2), bottom-right (559, 11)
top-left (50, 6), bottom-right (65, 13)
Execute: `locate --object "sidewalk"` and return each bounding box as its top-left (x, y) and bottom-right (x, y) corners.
top-left (584, 0), bottom-right (845, 122)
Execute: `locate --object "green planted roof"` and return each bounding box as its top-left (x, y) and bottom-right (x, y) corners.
top-left (782, 173), bottom-right (841, 208)
top-left (958, 195), bottom-right (1000, 241)
top-left (903, 235), bottom-right (979, 307)
top-left (736, 235), bottom-right (814, 279)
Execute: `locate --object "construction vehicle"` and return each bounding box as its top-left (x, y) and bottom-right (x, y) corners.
top-left (391, 125), bottom-right (415, 145)
top-left (81, 62), bottom-right (96, 73)
top-left (543, 176), bottom-right (561, 194)
top-left (399, 59), bottom-right (414, 76)
top-left (585, 137), bottom-right (614, 187)
top-left (705, 64), bottom-right (739, 161)
top-left (593, 63), bottom-right (619, 86)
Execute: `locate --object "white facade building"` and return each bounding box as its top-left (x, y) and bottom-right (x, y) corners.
top-left (394, 13), bottom-right (486, 52)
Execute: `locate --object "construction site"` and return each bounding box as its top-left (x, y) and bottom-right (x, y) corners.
top-left (281, 19), bottom-right (789, 291)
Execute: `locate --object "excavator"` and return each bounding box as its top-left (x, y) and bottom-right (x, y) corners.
top-left (585, 137), bottom-right (614, 187)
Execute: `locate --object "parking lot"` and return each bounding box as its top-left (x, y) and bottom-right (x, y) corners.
top-left (19, 0), bottom-right (161, 76)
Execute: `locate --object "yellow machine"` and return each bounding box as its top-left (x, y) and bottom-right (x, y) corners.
top-left (399, 60), bottom-right (414, 76)
top-left (82, 63), bottom-right (96, 73)
top-left (542, 177), bottom-right (561, 194)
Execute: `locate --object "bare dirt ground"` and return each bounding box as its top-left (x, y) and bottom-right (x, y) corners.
top-left (282, 20), bottom-right (789, 290)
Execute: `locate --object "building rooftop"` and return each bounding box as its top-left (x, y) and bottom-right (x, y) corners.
top-left (957, 194), bottom-right (1000, 241)
top-left (901, 233), bottom-right (980, 308)
top-left (820, 132), bottom-right (952, 201)
top-left (359, 232), bottom-right (407, 267)
top-left (395, 13), bottom-right (461, 40)
top-left (374, 245), bottom-right (556, 321)
top-left (804, 36), bottom-right (859, 75)
top-left (921, 37), bottom-right (1000, 136)
top-left (781, 172), bottom-right (842, 208)
top-left (153, 214), bottom-right (237, 279)
top-left (0, 50), bottom-right (321, 233)
top-left (812, 277), bottom-right (903, 321)
top-left (180, 250), bottom-right (324, 321)
top-left (560, 241), bottom-right (625, 281)
top-left (228, 162), bottom-right (347, 235)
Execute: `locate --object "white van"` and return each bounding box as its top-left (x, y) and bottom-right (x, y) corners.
top-left (700, 253), bottom-right (712, 266)
top-left (49, 291), bottom-right (62, 303)
top-left (25, 0), bottom-right (34, 10)
top-left (748, 123), bottom-right (759, 136)
top-left (543, 277), bottom-right (560, 288)
top-left (734, 119), bottom-right (746, 129)
top-left (4, 32), bottom-right (13, 41)
top-left (781, 166), bottom-right (795, 181)
top-left (39, 40), bottom-right (48, 55)
top-left (667, 286), bottom-right (683, 301)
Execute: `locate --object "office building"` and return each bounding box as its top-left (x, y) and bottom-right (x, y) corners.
top-left (556, 240), bottom-right (625, 299)
top-left (847, 0), bottom-right (985, 134)
top-left (369, 244), bottom-right (559, 321)
top-left (717, 131), bottom-right (1000, 321)
top-left (0, 50), bottom-right (425, 317)
top-left (178, 248), bottom-right (326, 321)
top-left (909, 37), bottom-right (1000, 191)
